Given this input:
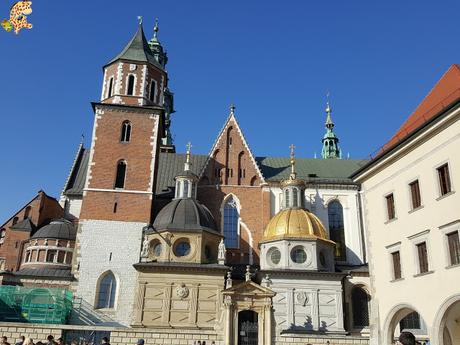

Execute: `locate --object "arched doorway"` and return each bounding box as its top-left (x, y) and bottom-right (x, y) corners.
top-left (238, 310), bottom-right (258, 345)
top-left (383, 305), bottom-right (428, 344)
top-left (434, 296), bottom-right (460, 345)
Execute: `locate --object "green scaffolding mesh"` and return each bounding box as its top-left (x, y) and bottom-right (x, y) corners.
top-left (0, 286), bottom-right (73, 324)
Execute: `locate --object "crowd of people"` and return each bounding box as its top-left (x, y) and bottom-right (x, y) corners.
top-left (0, 335), bottom-right (113, 345)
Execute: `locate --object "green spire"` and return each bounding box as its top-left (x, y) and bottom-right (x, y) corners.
top-left (148, 18), bottom-right (168, 68)
top-left (321, 99), bottom-right (342, 159)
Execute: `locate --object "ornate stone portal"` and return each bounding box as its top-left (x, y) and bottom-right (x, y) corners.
top-left (222, 280), bottom-right (276, 345)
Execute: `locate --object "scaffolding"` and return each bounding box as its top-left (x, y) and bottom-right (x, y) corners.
top-left (0, 286), bottom-right (73, 324)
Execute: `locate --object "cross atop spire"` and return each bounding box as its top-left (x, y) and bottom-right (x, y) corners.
top-left (230, 104), bottom-right (236, 115)
top-left (153, 18), bottom-right (159, 38)
top-left (137, 16), bottom-right (143, 25)
top-left (321, 92), bottom-right (341, 159)
top-left (289, 144), bottom-right (297, 179)
top-left (185, 142), bottom-right (192, 171)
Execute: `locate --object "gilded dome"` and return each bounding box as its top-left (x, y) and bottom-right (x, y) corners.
top-left (262, 208), bottom-right (333, 243)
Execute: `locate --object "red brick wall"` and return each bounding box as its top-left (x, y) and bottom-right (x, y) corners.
top-left (80, 106), bottom-right (162, 223)
top-left (0, 192), bottom-right (63, 271)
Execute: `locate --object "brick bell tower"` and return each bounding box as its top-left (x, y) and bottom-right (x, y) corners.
top-left (74, 20), bottom-right (171, 326)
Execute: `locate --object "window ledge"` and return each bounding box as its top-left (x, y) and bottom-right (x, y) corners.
top-left (436, 191), bottom-right (456, 201)
top-left (413, 270), bottom-right (434, 278)
top-left (446, 263), bottom-right (460, 270)
top-left (390, 278), bottom-right (405, 283)
top-left (384, 217), bottom-right (398, 225)
top-left (408, 205), bottom-right (424, 214)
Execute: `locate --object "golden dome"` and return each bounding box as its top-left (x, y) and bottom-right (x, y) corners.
top-left (262, 208), bottom-right (334, 243)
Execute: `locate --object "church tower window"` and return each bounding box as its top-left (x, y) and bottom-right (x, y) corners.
top-left (149, 80), bottom-right (156, 102)
top-left (126, 75), bottom-right (135, 96)
top-left (223, 196), bottom-right (239, 248)
top-left (114, 161), bottom-right (127, 189)
top-left (328, 200), bottom-right (346, 261)
top-left (24, 206), bottom-right (31, 219)
top-left (120, 121), bottom-right (132, 142)
top-left (97, 272), bottom-right (117, 309)
top-left (107, 77), bottom-right (114, 98)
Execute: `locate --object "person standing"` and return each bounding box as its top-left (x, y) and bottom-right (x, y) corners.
top-left (1, 336), bottom-right (11, 345)
top-left (15, 337), bottom-right (25, 345)
top-left (45, 336), bottom-right (55, 345)
top-left (399, 331), bottom-right (416, 345)
top-left (101, 337), bottom-right (110, 345)
top-left (23, 339), bottom-right (34, 345)
top-left (136, 339), bottom-right (144, 345)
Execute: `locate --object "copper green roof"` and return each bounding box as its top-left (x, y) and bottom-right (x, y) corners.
top-left (107, 24), bottom-right (162, 69)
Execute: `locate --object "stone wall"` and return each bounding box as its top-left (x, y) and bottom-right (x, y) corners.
top-left (0, 323), bottom-right (369, 345)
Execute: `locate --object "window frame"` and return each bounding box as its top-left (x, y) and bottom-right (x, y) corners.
top-left (435, 161), bottom-right (454, 199)
top-left (221, 195), bottom-right (241, 249)
top-left (96, 271), bottom-right (117, 309)
top-left (107, 76), bottom-right (114, 98)
top-left (408, 179), bottom-right (422, 211)
top-left (126, 74), bottom-right (136, 96)
top-left (114, 160), bottom-right (127, 189)
top-left (327, 199), bottom-right (347, 261)
top-left (120, 121), bottom-right (132, 143)
top-left (439, 220), bottom-right (460, 268)
top-left (386, 241), bottom-right (403, 281)
top-left (407, 230), bottom-right (433, 276)
top-left (385, 192), bottom-right (396, 221)
top-left (149, 79), bottom-right (157, 102)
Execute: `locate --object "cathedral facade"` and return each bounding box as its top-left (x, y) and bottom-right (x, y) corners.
top-left (1, 21), bottom-right (371, 345)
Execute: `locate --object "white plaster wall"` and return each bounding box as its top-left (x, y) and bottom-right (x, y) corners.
top-left (75, 219), bottom-right (145, 326)
top-left (358, 111), bottom-right (460, 344)
top-left (269, 186), bottom-right (365, 265)
top-left (270, 276), bottom-right (344, 333)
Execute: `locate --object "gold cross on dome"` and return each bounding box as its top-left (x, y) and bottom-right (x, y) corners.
top-left (186, 142), bottom-right (192, 154)
top-left (289, 144), bottom-right (295, 158)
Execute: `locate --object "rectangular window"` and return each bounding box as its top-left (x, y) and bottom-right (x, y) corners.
top-left (392, 251), bottom-right (402, 279)
top-left (417, 242), bottom-right (429, 274)
top-left (447, 231), bottom-right (460, 266)
top-left (107, 77), bottom-right (113, 98)
top-left (437, 164), bottom-right (452, 196)
top-left (149, 80), bottom-right (156, 102)
top-left (386, 193), bottom-right (395, 220)
top-left (409, 180), bottom-right (421, 209)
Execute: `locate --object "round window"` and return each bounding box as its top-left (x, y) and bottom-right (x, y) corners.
top-left (174, 240), bottom-right (191, 257)
top-left (268, 247), bottom-right (281, 265)
top-left (291, 246), bottom-right (307, 264)
top-left (152, 241), bottom-right (162, 257)
top-left (319, 251), bottom-right (326, 266)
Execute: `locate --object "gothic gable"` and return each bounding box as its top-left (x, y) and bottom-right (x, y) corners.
top-left (199, 109), bottom-right (265, 186)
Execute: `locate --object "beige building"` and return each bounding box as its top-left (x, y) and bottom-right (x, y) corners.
top-left (352, 64), bottom-right (460, 345)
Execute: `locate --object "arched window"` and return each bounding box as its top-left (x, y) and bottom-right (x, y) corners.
top-left (114, 161), bottom-right (127, 189)
top-left (399, 311), bottom-right (421, 331)
top-left (293, 188), bottom-right (299, 207)
top-left (120, 121), bottom-right (131, 142)
top-left (223, 196), bottom-right (239, 248)
top-left (107, 77), bottom-right (114, 98)
top-left (250, 176), bottom-right (258, 186)
top-left (149, 80), bottom-right (156, 102)
top-left (97, 272), bottom-right (117, 309)
top-left (126, 75), bottom-right (135, 96)
top-left (328, 200), bottom-right (346, 260)
top-left (24, 206), bottom-right (31, 219)
top-left (12, 217), bottom-right (18, 225)
top-left (284, 189), bottom-right (290, 208)
top-left (352, 287), bottom-right (370, 328)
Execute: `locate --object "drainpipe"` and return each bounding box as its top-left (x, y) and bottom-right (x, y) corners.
top-left (356, 188), bottom-right (367, 264)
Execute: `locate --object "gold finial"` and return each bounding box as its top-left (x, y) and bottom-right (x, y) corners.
top-left (137, 16), bottom-right (143, 25)
top-left (326, 90), bottom-right (331, 114)
top-left (289, 144), bottom-right (296, 179)
top-left (230, 104), bottom-right (236, 115)
top-left (153, 18), bottom-right (159, 38)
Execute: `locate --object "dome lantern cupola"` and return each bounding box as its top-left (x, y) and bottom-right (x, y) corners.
top-left (174, 142), bottom-right (198, 199)
top-left (281, 145), bottom-right (305, 209)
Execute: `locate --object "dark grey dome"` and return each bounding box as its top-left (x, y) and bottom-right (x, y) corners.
top-left (31, 219), bottom-right (76, 240)
top-left (153, 198), bottom-right (217, 232)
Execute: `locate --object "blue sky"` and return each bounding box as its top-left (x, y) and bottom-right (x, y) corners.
top-left (0, 0), bottom-right (458, 221)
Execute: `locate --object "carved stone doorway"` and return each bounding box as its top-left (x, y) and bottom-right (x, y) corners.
top-left (238, 310), bottom-right (258, 345)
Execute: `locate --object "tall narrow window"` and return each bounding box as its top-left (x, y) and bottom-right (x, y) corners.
top-left (107, 77), bottom-right (114, 98)
top-left (437, 164), bottom-right (452, 196)
top-left (149, 80), bottom-right (156, 102)
top-left (386, 193), bottom-right (395, 220)
top-left (392, 251), bottom-right (402, 279)
top-left (417, 242), bottom-right (429, 274)
top-left (127, 75), bottom-right (135, 96)
top-left (352, 287), bottom-right (370, 328)
top-left (97, 272), bottom-right (117, 309)
top-left (183, 180), bottom-right (189, 198)
top-left (24, 206), bottom-right (31, 219)
top-left (409, 180), bottom-right (421, 209)
top-left (120, 121), bottom-right (131, 142)
top-left (223, 197), bottom-right (239, 248)
top-left (46, 250), bottom-right (57, 263)
top-left (447, 231), bottom-right (460, 266)
top-left (328, 201), bottom-right (346, 261)
top-left (114, 161), bottom-right (127, 189)
top-left (284, 189), bottom-right (290, 208)
top-left (237, 152), bottom-right (244, 185)
top-left (293, 188), bottom-right (299, 207)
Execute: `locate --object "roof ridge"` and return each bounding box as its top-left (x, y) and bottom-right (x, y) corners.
top-left (61, 142), bottom-right (84, 197)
